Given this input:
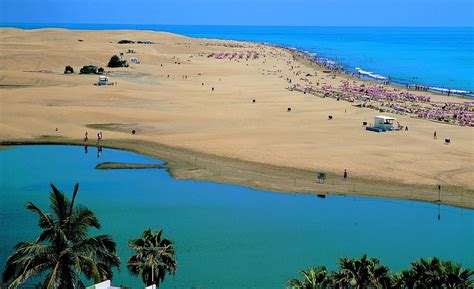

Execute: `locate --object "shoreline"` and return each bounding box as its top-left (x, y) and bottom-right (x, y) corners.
top-left (1, 25), bottom-right (473, 95)
top-left (280, 44), bottom-right (473, 99)
top-left (284, 46), bottom-right (473, 98)
top-left (174, 37), bottom-right (474, 99)
top-left (281, 46), bottom-right (473, 126)
top-left (2, 138), bottom-right (473, 210)
top-left (1, 28), bottom-right (472, 211)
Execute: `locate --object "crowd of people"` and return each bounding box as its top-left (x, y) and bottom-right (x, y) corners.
top-left (289, 79), bottom-right (473, 126)
top-left (207, 50), bottom-right (260, 60)
top-left (201, 40), bottom-right (473, 127)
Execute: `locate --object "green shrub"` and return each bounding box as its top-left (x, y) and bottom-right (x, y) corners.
top-left (79, 65), bottom-right (104, 74)
top-left (107, 55), bottom-right (129, 68)
top-left (64, 65), bottom-right (74, 74)
top-left (118, 39), bottom-right (135, 44)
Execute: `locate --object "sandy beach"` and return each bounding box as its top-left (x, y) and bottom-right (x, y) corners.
top-left (1, 28), bottom-right (473, 208)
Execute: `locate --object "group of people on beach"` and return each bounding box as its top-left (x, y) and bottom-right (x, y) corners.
top-left (202, 40), bottom-right (473, 127)
top-left (208, 50), bottom-right (259, 61)
top-left (410, 84), bottom-right (430, 92)
top-left (276, 48), bottom-right (472, 126)
top-left (83, 131), bottom-right (103, 142)
top-left (82, 131), bottom-right (103, 158)
top-left (289, 79), bottom-right (473, 126)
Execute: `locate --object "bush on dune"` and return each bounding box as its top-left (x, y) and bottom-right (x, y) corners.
top-left (79, 65), bottom-right (104, 74)
top-left (64, 65), bottom-right (74, 74)
top-left (118, 39), bottom-right (135, 44)
top-left (107, 55), bottom-right (129, 68)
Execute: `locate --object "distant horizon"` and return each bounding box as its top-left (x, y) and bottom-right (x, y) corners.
top-left (2, 22), bottom-right (474, 29)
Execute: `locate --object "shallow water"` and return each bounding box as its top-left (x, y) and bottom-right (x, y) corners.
top-left (0, 145), bottom-right (473, 289)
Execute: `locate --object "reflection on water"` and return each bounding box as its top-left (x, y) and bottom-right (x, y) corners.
top-left (438, 204), bottom-right (441, 221)
top-left (0, 145), bottom-right (473, 289)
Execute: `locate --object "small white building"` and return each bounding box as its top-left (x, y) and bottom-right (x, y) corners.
top-left (97, 76), bottom-right (109, 86)
top-left (374, 115), bottom-right (396, 131)
top-left (86, 280), bottom-right (122, 289)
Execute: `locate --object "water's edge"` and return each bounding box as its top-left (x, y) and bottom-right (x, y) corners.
top-left (1, 137), bottom-right (472, 210)
top-left (2, 143), bottom-right (473, 289)
top-left (1, 24), bottom-right (472, 95)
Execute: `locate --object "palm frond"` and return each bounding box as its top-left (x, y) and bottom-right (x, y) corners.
top-left (26, 202), bottom-right (54, 230)
top-left (3, 183), bottom-right (119, 289)
top-left (49, 184), bottom-right (69, 223)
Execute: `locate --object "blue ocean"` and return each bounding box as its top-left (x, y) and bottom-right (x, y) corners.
top-left (2, 23), bottom-right (474, 92)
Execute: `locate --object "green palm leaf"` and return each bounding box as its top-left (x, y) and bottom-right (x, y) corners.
top-left (127, 228), bottom-right (177, 287)
top-left (2, 183), bottom-right (120, 289)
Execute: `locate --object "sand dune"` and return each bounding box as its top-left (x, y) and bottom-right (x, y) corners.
top-left (1, 28), bottom-right (473, 200)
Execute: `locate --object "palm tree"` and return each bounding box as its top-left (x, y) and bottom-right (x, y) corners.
top-left (2, 183), bottom-right (120, 289)
top-left (400, 257), bottom-right (473, 288)
top-left (391, 269), bottom-right (417, 288)
top-left (442, 260), bottom-right (473, 288)
top-left (127, 228), bottom-right (177, 287)
top-left (286, 266), bottom-right (332, 289)
top-left (331, 254), bottom-right (391, 288)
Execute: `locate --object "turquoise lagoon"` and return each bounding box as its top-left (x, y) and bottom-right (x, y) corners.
top-left (0, 145), bottom-right (473, 288)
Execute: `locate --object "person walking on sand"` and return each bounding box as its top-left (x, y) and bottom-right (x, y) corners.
top-left (433, 131), bottom-right (437, 139)
top-left (84, 131), bottom-right (88, 142)
top-left (343, 169), bottom-right (348, 180)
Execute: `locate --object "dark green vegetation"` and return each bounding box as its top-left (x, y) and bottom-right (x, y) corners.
top-left (127, 229), bottom-right (177, 287)
top-left (118, 39), bottom-right (135, 44)
top-left (79, 65), bottom-right (104, 74)
top-left (117, 39), bottom-right (154, 44)
top-left (2, 183), bottom-right (120, 289)
top-left (392, 258), bottom-right (474, 288)
top-left (287, 254), bottom-right (473, 289)
top-left (2, 184), bottom-right (177, 289)
top-left (64, 65), bottom-right (74, 74)
top-left (107, 55), bottom-right (129, 68)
